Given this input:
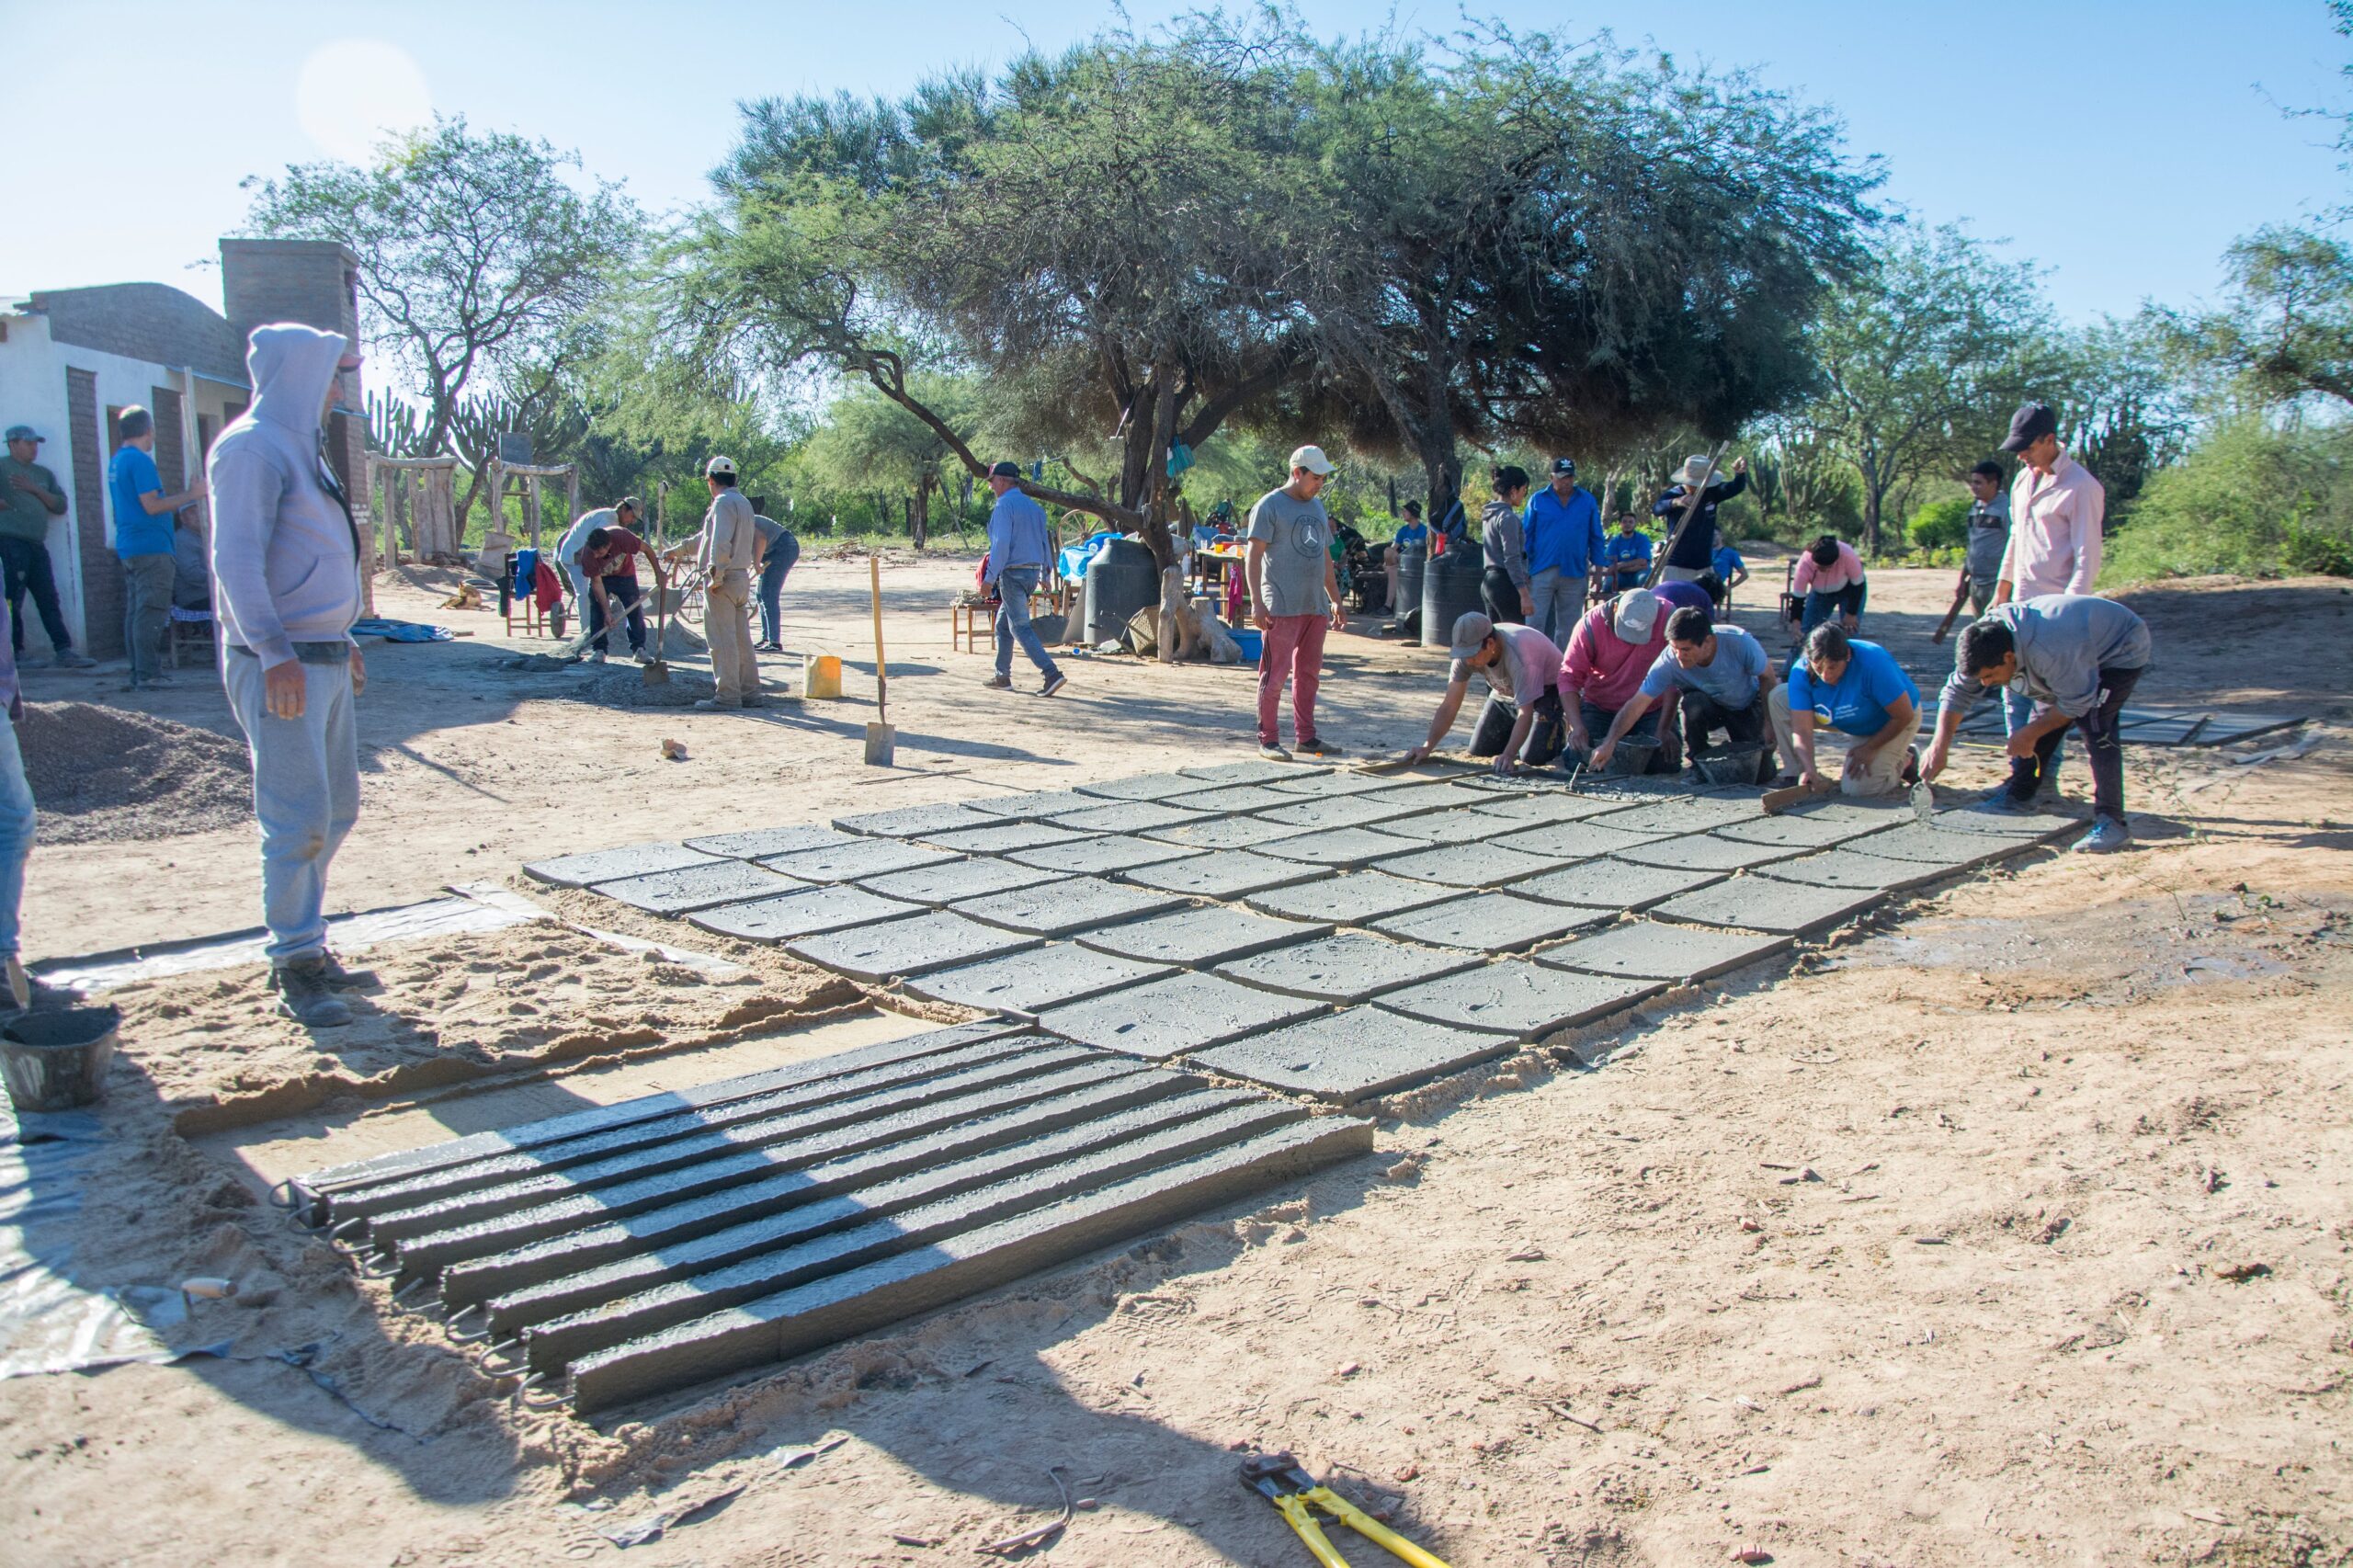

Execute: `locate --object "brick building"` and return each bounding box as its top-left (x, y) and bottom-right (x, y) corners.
top-left (0, 239), bottom-right (372, 658)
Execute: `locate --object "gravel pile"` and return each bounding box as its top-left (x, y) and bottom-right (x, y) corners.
top-left (17, 702), bottom-right (254, 845)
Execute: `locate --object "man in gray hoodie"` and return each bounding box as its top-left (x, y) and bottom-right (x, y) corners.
top-left (207, 324), bottom-right (369, 1027)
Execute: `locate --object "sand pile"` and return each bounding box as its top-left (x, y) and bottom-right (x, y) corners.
top-left (17, 701), bottom-right (253, 844)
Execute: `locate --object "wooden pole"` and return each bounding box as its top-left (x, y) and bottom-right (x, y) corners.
top-left (869, 553), bottom-right (888, 724)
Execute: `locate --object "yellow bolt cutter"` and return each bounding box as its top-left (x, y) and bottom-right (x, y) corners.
top-left (1240, 1451), bottom-right (1453, 1568)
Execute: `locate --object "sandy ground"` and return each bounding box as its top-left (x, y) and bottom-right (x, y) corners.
top-left (3, 553), bottom-right (2349, 1566)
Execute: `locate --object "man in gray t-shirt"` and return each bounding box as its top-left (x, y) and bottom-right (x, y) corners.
top-left (1592, 605), bottom-right (1795, 782)
top-left (1933, 461), bottom-right (2017, 644)
top-left (1246, 445), bottom-right (1348, 760)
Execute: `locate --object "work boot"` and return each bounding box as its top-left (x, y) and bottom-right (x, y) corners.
top-left (273, 958), bottom-right (354, 1028)
top-left (2072, 816), bottom-right (2132, 855)
top-left (319, 954), bottom-right (379, 991)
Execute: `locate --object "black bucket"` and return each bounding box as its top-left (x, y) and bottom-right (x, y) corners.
top-left (1, 1004), bottom-right (121, 1113)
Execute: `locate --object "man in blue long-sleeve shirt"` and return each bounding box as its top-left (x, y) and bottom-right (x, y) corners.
top-left (982, 461), bottom-right (1067, 697)
top-left (1521, 457), bottom-right (1606, 643)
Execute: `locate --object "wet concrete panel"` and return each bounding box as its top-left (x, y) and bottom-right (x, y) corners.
top-left (1368, 842), bottom-right (1565, 889)
top-left (1649, 878), bottom-right (1889, 936)
top-left (961, 788), bottom-right (1102, 821)
top-left (526, 842), bottom-right (720, 888)
top-left (1464, 791), bottom-right (1640, 827)
top-left (857, 857), bottom-right (1060, 907)
top-left (1929, 804), bottom-right (2084, 840)
top-left (904, 944), bottom-right (1177, 1017)
top-left (1258, 826), bottom-right (1427, 869)
top-left (1533, 919), bottom-right (1794, 983)
top-left (1215, 930), bottom-right (1483, 1001)
top-left (1142, 814), bottom-right (1307, 850)
top-left (1242, 870), bottom-right (1461, 926)
top-left (688, 885), bottom-right (924, 943)
top-left (1589, 796), bottom-right (1765, 834)
top-left (1712, 811), bottom-right (1903, 849)
top-left (1260, 769), bottom-right (1433, 799)
top-left (952, 877), bottom-right (1190, 937)
top-left (1259, 793), bottom-right (1427, 831)
top-left (1159, 784), bottom-right (1300, 815)
top-left (1370, 892), bottom-right (1613, 952)
top-left (1076, 904), bottom-right (1334, 967)
top-left (834, 802), bottom-right (1000, 839)
top-left (684, 825), bottom-right (859, 861)
top-left (1381, 960), bottom-right (1661, 1040)
top-left (1610, 834), bottom-right (1808, 872)
top-left (787, 911), bottom-right (1041, 981)
top-left (593, 860), bottom-right (807, 915)
top-left (1075, 771), bottom-right (1225, 801)
top-left (1177, 759), bottom-right (1331, 786)
top-left (1753, 849), bottom-right (1949, 893)
top-left (1833, 823), bottom-right (2034, 866)
top-left (759, 838), bottom-right (963, 884)
top-left (1368, 806), bottom-right (1529, 846)
top-left (1193, 1008), bottom-right (1516, 1102)
top-left (1120, 851), bottom-right (1335, 902)
top-left (914, 823), bottom-right (1097, 856)
top-left (1483, 821), bottom-right (1671, 859)
top-left (1051, 801), bottom-right (1221, 835)
top-left (1037, 972), bottom-right (1328, 1059)
top-left (1511, 859), bottom-right (1722, 912)
top-left (1005, 836), bottom-right (1191, 876)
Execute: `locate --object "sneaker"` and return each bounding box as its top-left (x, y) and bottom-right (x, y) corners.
top-left (2072, 816), bottom-right (2132, 855)
top-left (272, 958), bottom-right (354, 1028)
top-left (14, 654), bottom-right (48, 671)
top-left (1899, 746), bottom-right (1920, 787)
top-left (981, 674), bottom-right (1012, 689)
top-left (1297, 738), bottom-right (1346, 757)
top-left (740, 694), bottom-right (768, 709)
top-left (1040, 673), bottom-right (1068, 698)
top-left (54, 651), bottom-right (96, 670)
top-left (2033, 769), bottom-right (2066, 803)
top-left (693, 698), bottom-right (741, 711)
top-left (1980, 784), bottom-right (2037, 813)
top-left (589, 651), bottom-right (608, 665)
top-left (1259, 743), bottom-right (1292, 762)
top-left (633, 649), bottom-right (654, 665)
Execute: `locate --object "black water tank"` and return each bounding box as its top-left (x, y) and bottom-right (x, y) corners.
top-left (1393, 540), bottom-right (1427, 619)
top-left (1083, 538), bottom-right (1160, 645)
top-left (1422, 542), bottom-right (1486, 653)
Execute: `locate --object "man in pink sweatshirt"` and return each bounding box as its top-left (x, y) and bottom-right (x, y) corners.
top-left (1559, 589), bottom-right (1675, 770)
top-left (1986, 402), bottom-right (2106, 799)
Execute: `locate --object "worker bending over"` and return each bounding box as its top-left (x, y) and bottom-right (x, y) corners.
top-left (1592, 606), bottom-right (1793, 785)
top-left (1402, 612), bottom-right (1564, 776)
top-left (1768, 622), bottom-right (1920, 796)
top-left (1559, 589), bottom-right (1674, 772)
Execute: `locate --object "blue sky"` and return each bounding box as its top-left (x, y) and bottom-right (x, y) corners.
top-left (10, 0), bottom-right (2346, 335)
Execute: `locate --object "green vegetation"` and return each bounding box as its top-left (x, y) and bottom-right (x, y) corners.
top-left (2104, 418), bottom-right (2353, 583)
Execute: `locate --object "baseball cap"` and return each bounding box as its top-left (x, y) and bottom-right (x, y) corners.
top-left (704, 454), bottom-right (738, 479)
top-left (988, 460), bottom-right (1022, 479)
top-left (1998, 402), bottom-right (2058, 454)
top-left (336, 348), bottom-right (364, 371)
top-left (1448, 610), bottom-right (1495, 660)
top-left (617, 494), bottom-right (642, 514)
top-left (1551, 457), bottom-right (1576, 477)
top-left (2, 426), bottom-right (39, 444)
top-left (1612, 589), bottom-right (1661, 642)
top-left (1289, 445), bottom-right (1335, 477)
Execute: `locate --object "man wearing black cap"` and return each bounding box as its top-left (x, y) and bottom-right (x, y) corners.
top-left (1990, 401), bottom-right (2105, 799)
top-left (1521, 457), bottom-right (1606, 644)
top-left (0, 426), bottom-right (94, 668)
top-left (982, 462), bottom-right (1066, 697)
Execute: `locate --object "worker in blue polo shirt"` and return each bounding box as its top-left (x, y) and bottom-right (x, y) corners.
top-left (1602, 511), bottom-right (1652, 592)
top-left (1382, 500), bottom-right (1428, 614)
top-left (1768, 622), bottom-right (1920, 796)
top-left (1521, 457), bottom-right (1606, 645)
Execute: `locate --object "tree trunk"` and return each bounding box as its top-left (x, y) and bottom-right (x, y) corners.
top-left (912, 475), bottom-right (931, 550)
top-left (1418, 437), bottom-right (1462, 541)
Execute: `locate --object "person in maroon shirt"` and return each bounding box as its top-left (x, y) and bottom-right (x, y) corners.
top-left (579, 522), bottom-right (665, 662)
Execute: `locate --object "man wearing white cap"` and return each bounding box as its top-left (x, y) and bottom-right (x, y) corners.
top-left (1401, 611), bottom-right (1564, 775)
top-left (695, 455), bottom-right (762, 710)
top-left (1246, 445), bottom-right (1348, 760)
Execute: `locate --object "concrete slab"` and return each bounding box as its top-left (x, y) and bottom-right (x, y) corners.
top-left (1120, 851), bottom-right (1334, 901)
top-left (833, 802), bottom-right (999, 839)
top-left (952, 877), bottom-right (1190, 937)
top-left (1077, 904), bottom-right (1333, 967)
top-left (1483, 821), bottom-right (1671, 858)
top-left (1511, 859), bottom-right (1723, 912)
top-left (1260, 769), bottom-right (1430, 799)
top-left (563, 1114), bottom-right (1371, 1411)
top-left (684, 825), bottom-right (858, 861)
top-left (1214, 931), bottom-right (1483, 1001)
top-left (1037, 972), bottom-right (1326, 1059)
top-left (857, 857), bottom-right (1060, 907)
top-left (1533, 919), bottom-right (1793, 983)
top-left (1713, 811), bottom-right (1902, 849)
top-left (1650, 878), bottom-right (1889, 936)
top-left (961, 788), bottom-right (1101, 822)
top-left (1929, 804), bottom-right (2083, 840)
top-left (1242, 870), bottom-right (1463, 926)
top-left (1177, 759), bottom-right (1330, 786)
top-left (526, 842), bottom-right (719, 888)
top-left (688, 886), bottom-right (925, 943)
top-left (787, 911), bottom-right (1041, 980)
top-left (1192, 1008), bottom-right (1514, 1102)
top-left (1051, 801), bottom-right (1220, 835)
top-left (915, 823), bottom-right (1096, 856)
top-left (1142, 814), bottom-right (1305, 850)
top-left (1368, 806), bottom-right (1528, 846)
top-left (1588, 796), bottom-right (1765, 834)
top-left (1462, 791), bottom-right (1634, 826)
top-left (1381, 960), bottom-right (1661, 1040)
top-left (1258, 826), bottom-right (1426, 869)
top-left (1610, 834), bottom-right (1808, 872)
top-left (1836, 823), bottom-right (2035, 866)
top-left (1006, 835), bottom-right (1191, 875)
top-left (1160, 784), bottom-right (1299, 814)
top-left (593, 860), bottom-right (807, 915)
top-left (1753, 848), bottom-right (1951, 893)
top-left (1259, 793), bottom-right (1427, 831)
top-left (1370, 891), bottom-right (1612, 952)
top-left (1074, 771), bottom-right (1220, 801)
top-left (904, 943), bottom-right (1177, 1017)
top-left (1369, 842), bottom-right (1564, 888)
top-left (759, 838), bottom-right (962, 883)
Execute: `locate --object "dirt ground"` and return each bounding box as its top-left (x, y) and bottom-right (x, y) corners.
top-left (3, 552), bottom-right (2349, 1567)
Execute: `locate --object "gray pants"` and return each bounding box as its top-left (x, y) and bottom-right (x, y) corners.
top-left (224, 650), bottom-right (359, 965)
top-left (1659, 563), bottom-right (1706, 585)
top-left (1527, 569), bottom-right (1586, 644)
top-left (122, 553), bottom-right (175, 683)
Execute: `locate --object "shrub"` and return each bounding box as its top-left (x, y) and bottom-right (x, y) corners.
top-left (2103, 416), bottom-right (2353, 584)
top-left (1907, 495), bottom-right (1972, 553)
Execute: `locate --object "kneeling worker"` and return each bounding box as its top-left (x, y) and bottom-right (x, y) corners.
top-left (1921, 594), bottom-right (2151, 854)
top-left (1769, 622), bottom-right (1919, 796)
top-left (1559, 588), bottom-right (1673, 771)
top-left (1592, 606), bottom-right (1794, 784)
top-left (1402, 612), bottom-right (1563, 776)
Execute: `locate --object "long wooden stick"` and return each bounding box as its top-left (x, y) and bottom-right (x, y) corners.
top-left (869, 553), bottom-right (889, 724)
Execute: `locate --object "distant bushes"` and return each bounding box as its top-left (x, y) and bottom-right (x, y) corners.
top-left (1906, 496), bottom-right (1972, 553)
top-left (2104, 417), bottom-right (2353, 584)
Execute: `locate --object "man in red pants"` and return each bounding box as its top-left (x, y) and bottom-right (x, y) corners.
top-left (1246, 445), bottom-right (1349, 760)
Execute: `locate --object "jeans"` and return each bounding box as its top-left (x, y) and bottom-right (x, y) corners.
top-left (1682, 686), bottom-right (1793, 782)
top-left (224, 648), bottom-right (359, 965)
top-left (2003, 685), bottom-right (2063, 778)
top-left (704, 568), bottom-right (756, 704)
top-left (1256, 612), bottom-right (1327, 747)
top-left (0, 720), bottom-right (33, 957)
top-left (1470, 687), bottom-right (1564, 767)
top-left (758, 555), bottom-right (793, 645)
top-left (1528, 569), bottom-right (1586, 644)
top-left (2015, 665), bottom-right (2143, 822)
top-left (993, 565), bottom-right (1060, 680)
top-left (587, 574), bottom-right (646, 653)
top-left (1801, 582), bottom-right (1868, 637)
top-left (121, 552), bottom-right (176, 682)
top-left (0, 535), bottom-right (72, 654)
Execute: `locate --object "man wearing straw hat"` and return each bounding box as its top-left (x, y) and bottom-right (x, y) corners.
top-left (1652, 454), bottom-right (1748, 584)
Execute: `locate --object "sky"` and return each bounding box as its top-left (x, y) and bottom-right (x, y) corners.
top-left (6, 0), bottom-right (2346, 335)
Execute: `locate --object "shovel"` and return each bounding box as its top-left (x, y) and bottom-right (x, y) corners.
top-left (863, 554), bottom-right (894, 766)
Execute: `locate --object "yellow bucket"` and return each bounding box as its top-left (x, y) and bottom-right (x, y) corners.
top-left (803, 653), bottom-right (843, 699)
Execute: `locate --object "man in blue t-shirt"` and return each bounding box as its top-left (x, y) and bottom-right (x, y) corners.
top-left (1710, 543), bottom-right (1748, 611)
top-left (108, 405), bottom-right (207, 688)
top-left (1769, 623), bottom-right (1920, 797)
top-left (1590, 605), bottom-right (1794, 783)
top-left (1602, 512), bottom-right (1652, 592)
top-left (1382, 500), bottom-right (1428, 614)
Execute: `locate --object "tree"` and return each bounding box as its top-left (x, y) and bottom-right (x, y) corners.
top-left (796, 377), bottom-right (982, 547)
top-left (2165, 227), bottom-right (2353, 409)
top-left (244, 114), bottom-right (643, 524)
top-left (1799, 222), bottom-right (2061, 552)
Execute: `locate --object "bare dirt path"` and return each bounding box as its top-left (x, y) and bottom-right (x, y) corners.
top-left (3, 560), bottom-right (2347, 1566)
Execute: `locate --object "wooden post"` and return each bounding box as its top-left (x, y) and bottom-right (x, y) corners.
top-left (565, 467), bottom-right (580, 533)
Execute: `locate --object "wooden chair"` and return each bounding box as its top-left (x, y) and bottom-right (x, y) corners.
top-left (167, 606), bottom-right (215, 668)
